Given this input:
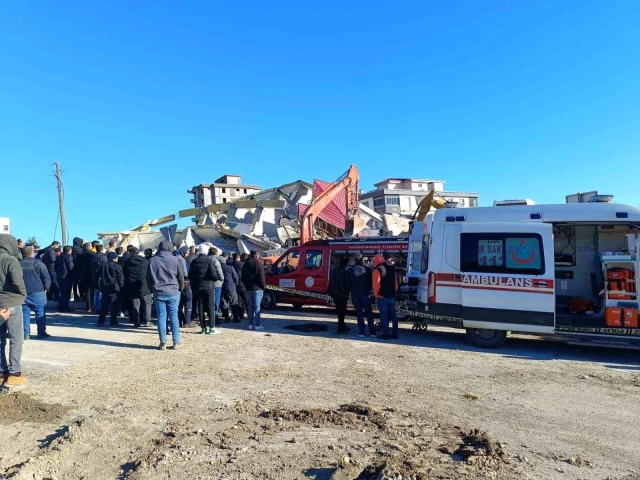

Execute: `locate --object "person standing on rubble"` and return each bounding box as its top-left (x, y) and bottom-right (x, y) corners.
top-left (148, 241), bottom-right (185, 349)
top-left (347, 253), bottom-right (376, 338)
top-left (55, 246), bottom-right (75, 313)
top-left (372, 252), bottom-right (399, 340)
top-left (241, 250), bottom-right (266, 331)
top-left (328, 256), bottom-right (351, 335)
top-left (0, 234), bottom-right (28, 389)
top-left (189, 244), bottom-right (219, 334)
top-left (123, 247), bottom-right (152, 327)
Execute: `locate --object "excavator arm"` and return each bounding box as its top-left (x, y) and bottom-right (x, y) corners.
top-left (414, 191), bottom-right (448, 221)
top-left (299, 165), bottom-right (360, 244)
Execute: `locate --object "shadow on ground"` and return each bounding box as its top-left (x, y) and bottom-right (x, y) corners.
top-left (216, 307), bottom-right (640, 369)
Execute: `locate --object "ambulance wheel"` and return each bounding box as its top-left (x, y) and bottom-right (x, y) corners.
top-left (291, 303), bottom-right (304, 310)
top-left (465, 328), bottom-right (507, 349)
top-left (262, 291), bottom-right (277, 310)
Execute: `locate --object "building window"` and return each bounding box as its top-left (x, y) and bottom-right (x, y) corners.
top-left (222, 198), bottom-right (227, 203)
top-left (418, 184), bottom-right (422, 188)
top-left (222, 188), bottom-right (226, 194)
top-left (469, 198), bottom-right (478, 207)
top-left (244, 189), bottom-right (248, 194)
top-left (460, 233), bottom-right (544, 275)
top-left (373, 198), bottom-right (384, 208)
top-left (386, 197), bottom-right (400, 206)
top-left (400, 196), bottom-right (414, 211)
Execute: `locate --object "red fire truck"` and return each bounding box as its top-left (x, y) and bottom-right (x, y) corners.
top-left (261, 236), bottom-right (409, 310)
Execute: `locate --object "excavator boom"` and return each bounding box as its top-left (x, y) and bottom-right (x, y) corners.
top-left (414, 191), bottom-right (448, 221)
top-left (299, 165), bottom-right (360, 244)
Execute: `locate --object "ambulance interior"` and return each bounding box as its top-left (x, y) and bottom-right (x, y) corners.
top-left (553, 224), bottom-right (639, 329)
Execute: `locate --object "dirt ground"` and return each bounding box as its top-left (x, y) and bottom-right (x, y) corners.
top-left (1, 306), bottom-right (639, 480)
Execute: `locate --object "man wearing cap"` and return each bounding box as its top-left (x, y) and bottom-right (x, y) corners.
top-left (96, 252), bottom-right (124, 327)
top-left (19, 246), bottom-right (51, 339)
top-left (347, 253), bottom-right (376, 338)
top-left (148, 241), bottom-right (185, 349)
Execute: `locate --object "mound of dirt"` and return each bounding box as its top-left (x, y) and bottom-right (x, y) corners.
top-left (260, 403), bottom-right (388, 430)
top-left (0, 393), bottom-right (70, 425)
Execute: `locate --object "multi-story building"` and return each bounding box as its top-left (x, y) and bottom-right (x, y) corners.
top-left (187, 175), bottom-right (262, 209)
top-left (358, 178), bottom-right (479, 217)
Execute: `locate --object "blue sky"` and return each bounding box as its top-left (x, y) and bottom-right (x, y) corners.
top-left (1, 1), bottom-right (639, 245)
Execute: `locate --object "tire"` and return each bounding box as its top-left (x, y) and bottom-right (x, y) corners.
top-left (261, 291), bottom-right (277, 310)
top-left (465, 328), bottom-right (508, 349)
top-left (291, 303), bottom-right (304, 310)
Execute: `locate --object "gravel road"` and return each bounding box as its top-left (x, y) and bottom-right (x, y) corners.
top-left (1, 308), bottom-right (639, 480)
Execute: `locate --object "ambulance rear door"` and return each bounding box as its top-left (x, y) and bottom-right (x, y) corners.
top-left (459, 222), bottom-right (555, 334)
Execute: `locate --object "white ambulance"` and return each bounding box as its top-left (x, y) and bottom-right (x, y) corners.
top-left (417, 200), bottom-right (640, 348)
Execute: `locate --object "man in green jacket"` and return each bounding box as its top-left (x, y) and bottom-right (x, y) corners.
top-left (0, 234), bottom-right (28, 389)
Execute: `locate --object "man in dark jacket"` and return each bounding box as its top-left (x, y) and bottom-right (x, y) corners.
top-left (97, 252), bottom-right (124, 327)
top-left (91, 245), bottom-right (108, 313)
top-left (372, 252), bottom-right (399, 340)
top-left (220, 254), bottom-right (241, 322)
top-left (174, 247), bottom-right (192, 327)
top-left (148, 241), bottom-right (185, 349)
top-left (233, 253), bottom-right (248, 319)
top-left (71, 237), bottom-right (83, 301)
top-left (241, 250), bottom-right (266, 330)
top-left (347, 253), bottom-right (376, 338)
top-left (189, 244), bottom-right (219, 334)
top-left (328, 256), bottom-right (351, 335)
top-left (55, 246), bottom-right (75, 312)
top-left (42, 241), bottom-right (61, 301)
top-left (118, 245), bottom-right (135, 320)
top-left (19, 246), bottom-right (51, 339)
top-left (123, 248), bottom-right (152, 327)
top-left (76, 243), bottom-right (95, 312)
top-left (0, 234), bottom-right (28, 389)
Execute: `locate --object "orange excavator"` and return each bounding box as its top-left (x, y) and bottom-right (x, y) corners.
top-left (299, 164), bottom-right (363, 244)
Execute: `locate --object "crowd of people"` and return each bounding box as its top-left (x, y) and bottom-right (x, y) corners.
top-left (328, 252), bottom-right (400, 340)
top-left (0, 232), bottom-right (268, 388)
top-left (1, 229), bottom-right (402, 391)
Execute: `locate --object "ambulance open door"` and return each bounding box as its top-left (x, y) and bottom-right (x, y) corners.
top-left (459, 222), bottom-right (556, 334)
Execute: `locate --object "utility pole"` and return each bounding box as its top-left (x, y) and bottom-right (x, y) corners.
top-left (54, 162), bottom-right (67, 245)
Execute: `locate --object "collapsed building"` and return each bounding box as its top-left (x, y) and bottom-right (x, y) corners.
top-left (98, 169), bottom-right (478, 254)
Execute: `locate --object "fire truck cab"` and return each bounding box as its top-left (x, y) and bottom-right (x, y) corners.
top-left (262, 236), bottom-right (409, 310)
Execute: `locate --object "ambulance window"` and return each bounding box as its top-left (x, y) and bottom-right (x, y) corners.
top-left (305, 250), bottom-right (323, 270)
top-left (461, 233), bottom-right (545, 275)
top-left (277, 250), bottom-right (300, 274)
top-left (410, 239), bottom-right (423, 272)
top-left (420, 234), bottom-right (430, 274)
